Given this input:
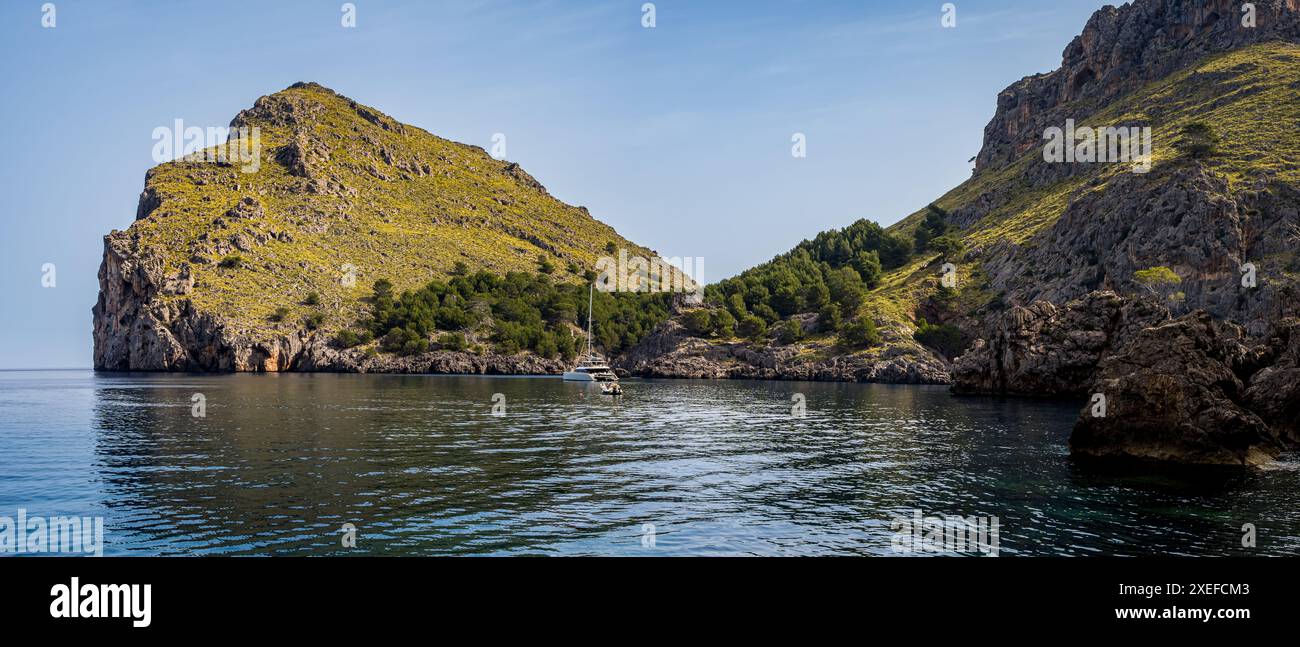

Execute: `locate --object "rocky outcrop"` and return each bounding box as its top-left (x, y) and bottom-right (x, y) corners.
top-left (952, 291), bottom-right (1168, 396)
top-left (94, 225), bottom-right (310, 371)
top-left (94, 232), bottom-right (193, 370)
top-left (1243, 319), bottom-right (1300, 443)
top-left (976, 0), bottom-right (1300, 172)
top-left (615, 320), bottom-right (951, 384)
top-left (945, 0), bottom-right (1300, 465)
top-left (1069, 312), bottom-right (1288, 466)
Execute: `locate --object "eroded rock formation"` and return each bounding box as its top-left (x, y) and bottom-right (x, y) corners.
top-left (1069, 312), bottom-right (1288, 465)
top-left (952, 291), bottom-right (1168, 396)
top-left (976, 0), bottom-right (1300, 172)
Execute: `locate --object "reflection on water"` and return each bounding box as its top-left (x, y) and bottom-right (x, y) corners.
top-left (0, 370), bottom-right (1297, 556)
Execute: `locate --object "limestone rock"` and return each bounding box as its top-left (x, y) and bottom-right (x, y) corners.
top-left (976, 0), bottom-right (1300, 172)
top-left (953, 291), bottom-right (1168, 396)
top-left (980, 168), bottom-right (1300, 333)
top-left (1069, 312), bottom-right (1286, 466)
top-left (1243, 319), bottom-right (1300, 443)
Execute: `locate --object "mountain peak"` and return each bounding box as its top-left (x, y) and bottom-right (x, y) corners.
top-left (975, 0), bottom-right (1300, 172)
top-left (95, 84), bottom-right (651, 370)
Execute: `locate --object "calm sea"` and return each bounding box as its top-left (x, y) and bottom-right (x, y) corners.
top-left (0, 370), bottom-right (1296, 556)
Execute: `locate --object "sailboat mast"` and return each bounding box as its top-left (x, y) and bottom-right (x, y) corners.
top-left (586, 282), bottom-right (594, 358)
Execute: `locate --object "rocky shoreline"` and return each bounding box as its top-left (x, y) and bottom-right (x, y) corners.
top-left (91, 233), bottom-right (564, 375)
top-left (611, 290), bottom-right (1300, 467)
top-left (1072, 312), bottom-right (1300, 466)
top-left (93, 221), bottom-right (1299, 467)
top-left (93, 234), bottom-right (1300, 467)
top-left (92, 224), bottom-right (952, 383)
top-left (612, 319), bottom-right (952, 385)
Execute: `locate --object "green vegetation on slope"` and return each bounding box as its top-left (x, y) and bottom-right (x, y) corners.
top-left (699, 219), bottom-right (913, 348)
top-left (348, 271), bottom-right (672, 358)
top-left (128, 82), bottom-right (653, 342)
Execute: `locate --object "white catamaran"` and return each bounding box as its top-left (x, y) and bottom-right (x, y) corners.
top-left (563, 283), bottom-right (619, 382)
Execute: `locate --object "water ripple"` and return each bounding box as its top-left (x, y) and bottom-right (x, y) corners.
top-left (0, 371), bottom-right (1297, 556)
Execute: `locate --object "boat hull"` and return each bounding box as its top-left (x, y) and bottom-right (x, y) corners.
top-left (563, 370), bottom-right (617, 382)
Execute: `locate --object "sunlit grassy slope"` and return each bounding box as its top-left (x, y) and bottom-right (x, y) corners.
top-left (127, 82), bottom-right (652, 336)
top-left (862, 41), bottom-right (1300, 336)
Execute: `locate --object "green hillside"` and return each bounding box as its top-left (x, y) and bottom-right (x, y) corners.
top-left (128, 82), bottom-right (653, 340)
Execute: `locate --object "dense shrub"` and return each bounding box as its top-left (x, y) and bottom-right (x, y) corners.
top-left (852, 251), bottom-right (882, 287)
top-left (913, 204), bottom-right (951, 253)
top-left (712, 310), bottom-right (736, 338)
top-left (819, 303), bottom-right (842, 332)
top-left (303, 312), bottom-right (326, 331)
top-left (681, 308), bottom-right (738, 339)
top-left (737, 314), bottom-right (767, 340)
top-left (356, 271), bottom-right (671, 357)
top-left (336, 329), bottom-right (373, 348)
top-left (1175, 122), bottom-right (1218, 159)
top-left (683, 309), bottom-right (714, 337)
top-left (913, 318), bottom-right (968, 359)
top-left (777, 319), bottom-right (804, 345)
top-left (876, 234), bottom-right (914, 269)
top-left (841, 317), bottom-right (882, 348)
top-left (381, 327), bottom-right (428, 355)
top-left (928, 234), bottom-right (964, 260)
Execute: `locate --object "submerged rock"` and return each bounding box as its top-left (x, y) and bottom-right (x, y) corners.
top-left (1069, 312), bottom-right (1286, 466)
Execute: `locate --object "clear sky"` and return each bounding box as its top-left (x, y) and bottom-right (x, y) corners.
top-left (0, 0), bottom-right (1111, 369)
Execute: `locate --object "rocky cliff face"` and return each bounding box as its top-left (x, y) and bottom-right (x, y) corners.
top-left (93, 229), bottom-right (579, 374)
top-left (1243, 319), bottom-right (1300, 442)
top-left (952, 291), bottom-right (1168, 396)
top-left (982, 166), bottom-right (1300, 331)
top-left (93, 83), bottom-right (651, 372)
top-left (93, 225), bottom-right (321, 371)
top-left (976, 0), bottom-right (1300, 172)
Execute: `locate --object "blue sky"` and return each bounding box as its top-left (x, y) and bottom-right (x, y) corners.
top-left (0, 0), bottom-right (1110, 368)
